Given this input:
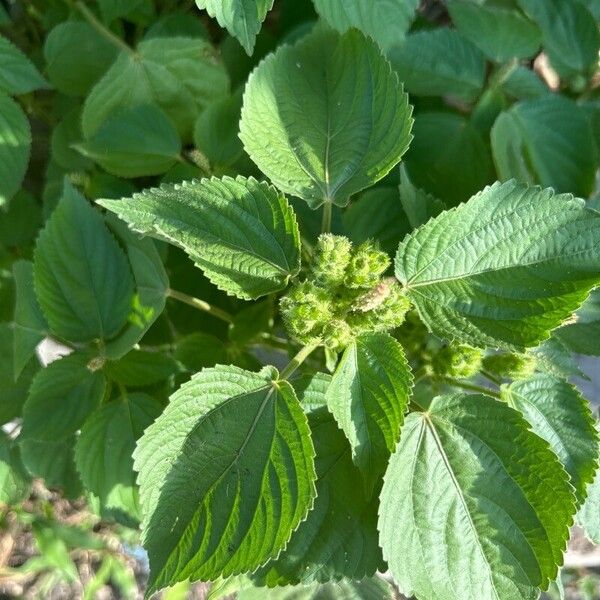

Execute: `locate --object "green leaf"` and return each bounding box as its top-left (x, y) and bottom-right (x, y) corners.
top-left (255, 384), bottom-right (383, 585)
top-left (31, 520), bottom-right (79, 582)
top-left (193, 90), bottom-right (244, 170)
top-left (0, 5), bottom-right (10, 25)
top-left (577, 424), bottom-right (600, 543)
top-left (97, 0), bottom-right (151, 23)
top-left (403, 111), bottom-right (493, 207)
top-left (312, 0), bottom-right (419, 51)
top-left (378, 393), bottom-right (576, 600)
top-left (145, 11), bottom-right (210, 39)
top-left (43, 21), bottom-right (119, 96)
top-left (0, 189), bottom-right (41, 249)
top-left (82, 37), bottom-right (229, 140)
top-left (0, 34), bottom-right (48, 94)
top-left (531, 337), bottom-right (587, 380)
top-left (491, 95), bottom-right (597, 198)
top-left (20, 436), bottom-right (83, 499)
top-left (99, 176), bottom-right (300, 300)
top-left (399, 166), bottom-right (445, 230)
top-left (395, 180), bottom-right (600, 349)
top-left (174, 332), bottom-right (228, 371)
top-left (195, 0), bottom-right (274, 55)
top-left (228, 299), bottom-right (273, 344)
top-left (103, 215), bottom-right (169, 360)
top-left (240, 28), bottom-right (413, 208)
top-left (326, 333), bottom-right (412, 495)
top-left (51, 106), bottom-right (93, 171)
top-left (238, 577), bottom-right (393, 600)
top-left (12, 260), bottom-right (47, 379)
top-left (0, 431), bottom-right (31, 506)
top-left (76, 393), bottom-right (162, 520)
top-left (502, 375), bottom-right (598, 505)
top-left (517, 0), bottom-right (600, 82)
top-left (577, 0), bottom-right (600, 19)
top-left (501, 66), bottom-right (549, 100)
top-left (21, 352), bottom-right (107, 442)
top-left (343, 186), bottom-right (411, 256)
top-left (448, 3), bottom-right (541, 62)
top-left (389, 28), bottom-right (486, 101)
top-left (0, 323), bottom-right (38, 426)
top-left (75, 104), bottom-right (181, 178)
top-left (0, 92), bottom-right (31, 208)
top-left (134, 365), bottom-right (316, 593)
top-left (555, 289), bottom-right (600, 356)
top-left (105, 349), bottom-right (178, 387)
top-left (34, 181), bottom-right (135, 343)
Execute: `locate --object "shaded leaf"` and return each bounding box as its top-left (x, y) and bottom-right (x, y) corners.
top-left (82, 37), bottom-right (229, 140)
top-left (313, 0), bottom-right (418, 51)
top-left (449, 3), bottom-right (541, 62)
top-left (491, 95), bottom-right (597, 198)
top-left (0, 92), bottom-right (31, 208)
top-left (21, 352), bottom-right (107, 442)
top-left (403, 111), bottom-right (493, 207)
top-left (12, 260), bottom-right (47, 379)
top-left (0, 34), bottom-right (48, 94)
top-left (0, 323), bottom-right (38, 426)
top-left (75, 393), bottom-right (162, 520)
top-left (44, 21), bottom-right (118, 96)
top-left (20, 436), bottom-right (83, 499)
top-left (105, 349), bottom-right (178, 387)
top-left (343, 186), bottom-right (411, 256)
top-left (103, 215), bottom-right (169, 360)
top-left (390, 28), bottom-right (485, 101)
top-left (517, 0), bottom-right (600, 82)
top-left (75, 104), bottom-right (181, 178)
top-left (34, 181), bottom-right (134, 343)
top-left (0, 431), bottom-right (30, 506)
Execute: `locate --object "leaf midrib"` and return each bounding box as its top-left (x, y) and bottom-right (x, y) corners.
top-left (424, 413), bottom-right (502, 600)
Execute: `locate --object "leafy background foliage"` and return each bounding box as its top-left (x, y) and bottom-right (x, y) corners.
top-left (0, 1), bottom-right (600, 599)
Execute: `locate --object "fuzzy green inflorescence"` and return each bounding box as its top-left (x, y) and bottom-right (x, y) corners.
top-left (482, 352), bottom-right (538, 380)
top-left (431, 344), bottom-right (484, 379)
top-left (280, 235), bottom-right (411, 351)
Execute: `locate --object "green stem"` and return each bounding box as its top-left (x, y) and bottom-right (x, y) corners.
top-left (167, 288), bottom-right (233, 323)
top-left (482, 370), bottom-right (502, 386)
top-left (441, 377), bottom-right (501, 399)
top-left (71, 1), bottom-right (132, 54)
top-left (279, 342), bottom-right (319, 380)
top-left (321, 201), bottom-right (332, 234)
top-left (117, 381), bottom-right (128, 400)
top-left (488, 58), bottom-right (518, 90)
top-left (258, 333), bottom-right (289, 351)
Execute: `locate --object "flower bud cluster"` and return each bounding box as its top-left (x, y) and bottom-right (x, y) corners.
top-left (431, 344), bottom-right (484, 378)
top-left (280, 235), bottom-right (410, 351)
top-left (482, 352), bottom-right (537, 380)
